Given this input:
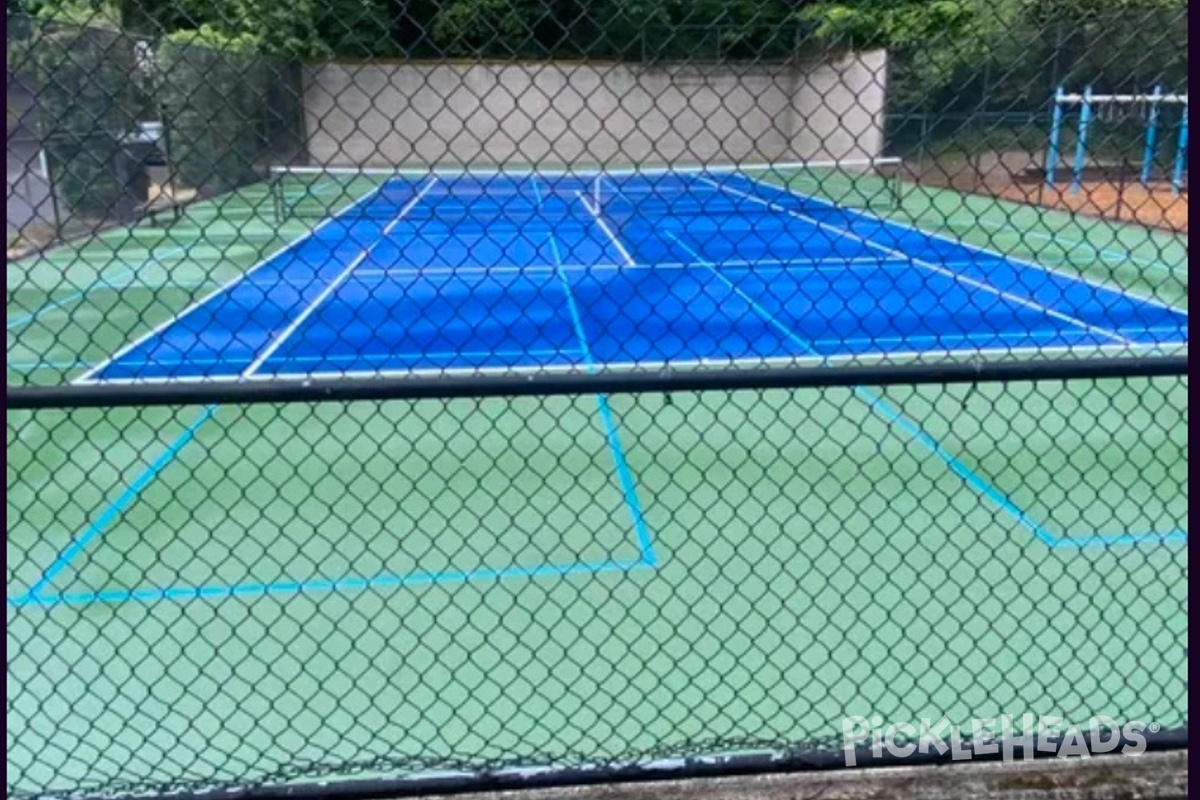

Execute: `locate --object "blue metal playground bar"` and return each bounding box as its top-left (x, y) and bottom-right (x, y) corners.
top-left (1070, 86), bottom-right (1094, 196)
top-left (1172, 105), bottom-right (1188, 195)
top-left (1140, 85), bottom-right (1162, 185)
top-left (1046, 86), bottom-right (1189, 195)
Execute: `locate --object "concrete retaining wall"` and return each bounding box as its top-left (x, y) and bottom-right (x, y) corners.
top-left (302, 51), bottom-right (887, 168)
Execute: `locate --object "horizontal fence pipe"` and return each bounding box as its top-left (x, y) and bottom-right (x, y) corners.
top-left (1058, 93), bottom-right (1188, 104)
top-left (7, 356), bottom-right (1189, 410)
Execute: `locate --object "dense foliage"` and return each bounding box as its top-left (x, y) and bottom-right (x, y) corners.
top-left (17, 4), bottom-right (147, 217)
top-left (155, 29), bottom-right (270, 193)
top-left (9, 0), bottom-right (1185, 63)
top-left (6, 0), bottom-right (1186, 202)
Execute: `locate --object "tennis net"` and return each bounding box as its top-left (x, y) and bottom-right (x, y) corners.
top-left (268, 158), bottom-right (904, 226)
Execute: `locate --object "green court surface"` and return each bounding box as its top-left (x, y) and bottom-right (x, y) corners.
top-left (6, 168), bottom-right (1188, 794)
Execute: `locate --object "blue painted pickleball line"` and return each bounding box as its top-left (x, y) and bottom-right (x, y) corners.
top-left (8, 269), bottom-right (138, 330)
top-left (533, 175), bottom-right (656, 566)
top-left (15, 181), bottom-right (416, 604)
top-left (7, 245), bottom-right (189, 331)
top-left (14, 404), bottom-right (221, 604)
top-left (665, 228), bottom-right (1184, 550)
top-left (12, 174), bottom-right (655, 608)
top-left (9, 558), bottom-right (655, 608)
top-left (14, 167), bottom-right (1185, 608)
top-left (944, 216), bottom-right (1188, 277)
top-left (14, 181), bottom-right (407, 603)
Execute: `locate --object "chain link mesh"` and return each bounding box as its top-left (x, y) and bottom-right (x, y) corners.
top-left (6, 1), bottom-right (1187, 797)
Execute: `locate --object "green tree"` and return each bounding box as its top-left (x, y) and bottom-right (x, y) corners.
top-left (316, 0), bottom-right (393, 57)
top-left (156, 26), bottom-right (266, 193)
top-left (430, 0), bottom-right (547, 56)
top-left (26, 2), bottom-right (147, 218)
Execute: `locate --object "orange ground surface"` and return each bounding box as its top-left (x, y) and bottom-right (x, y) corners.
top-left (995, 180), bottom-right (1188, 233)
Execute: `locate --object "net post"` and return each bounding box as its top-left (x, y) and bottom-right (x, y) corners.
top-left (1070, 85), bottom-right (1092, 195)
top-left (1172, 102), bottom-right (1188, 195)
top-left (1141, 85), bottom-right (1162, 185)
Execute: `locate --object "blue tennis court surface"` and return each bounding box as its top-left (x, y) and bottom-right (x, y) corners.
top-left (81, 168), bottom-right (1189, 383)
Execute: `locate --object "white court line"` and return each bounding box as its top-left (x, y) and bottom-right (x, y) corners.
top-left (75, 178), bottom-right (405, 385)
top-left (577, 192), bottom-right (637, 267)
top-left (241, 177), bottom-right (438, 378)
top-left (350, 257), bottom-right (909, 279)
top-left (384, 224), bottom-right (584, 238)
top-left (354, 265), bottom-right (562, 278)
top-left (575, 192), bottom-right (936, 275)
top-left (749, 176), bottom-right (1188, 317)
top-left (87, 258), bottom-right (916, 303)
top-left (63, 347), bottom-right (580, 370)
top-left (645, 256), bottom-right (916, 271)
top-left (271, 347), bottom-right (579, 367)
top-left (703, 177), bottom-right (1137, 347)
top-left (272, 157), bottom-right (903, 182)
top-left (63, 326), bottom-right (1189, 377)
top-left (86, 341), bottom-right (1186, 386)
top-left (943, 215), bottom-right (1188, 276)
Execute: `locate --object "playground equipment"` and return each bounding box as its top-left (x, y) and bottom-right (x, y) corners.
top-left (1046, 85), bottom-right (1188, 195)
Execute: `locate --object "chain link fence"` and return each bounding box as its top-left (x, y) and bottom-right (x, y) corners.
top-left (6, 1), bottom-right (1188, 799)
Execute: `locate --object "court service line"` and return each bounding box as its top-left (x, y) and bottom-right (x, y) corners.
top-left (76, 178), bottom-right (405, 384)
top-left (352, 265), bottom-right (561, 278)
top-left (703, 178), bottom-right (1136, 348)
top-left (351, 256), bottom-right (913, 279)
top-left (667, 231), bottom-right (1182, 550)
top-left (535, 177), bottom-right (656, 566)
top-left (577, 192), bottom-right (638, 265)
top-left (241, 177), bottom-right (438, 378)
top-left (748, 175), bottom-right (1188, 317)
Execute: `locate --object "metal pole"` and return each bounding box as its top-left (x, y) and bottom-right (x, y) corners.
top-left (1070, 85), bottom-right (1093, 195)
top-left (1046, 86), bottom-right (1065, 188)
top-left (1116, 156), bottom-right (1128, 222)
top-left (1172, 103), bottom-right (1188, 195)
top-left (1141, 84), bottom-right (1161, 185)
top-left (919, 113), bottom-right (929, 183)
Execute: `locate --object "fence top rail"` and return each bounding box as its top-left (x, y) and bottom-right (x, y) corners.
top-left (1057, 92), bottom-right (1189, 104)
